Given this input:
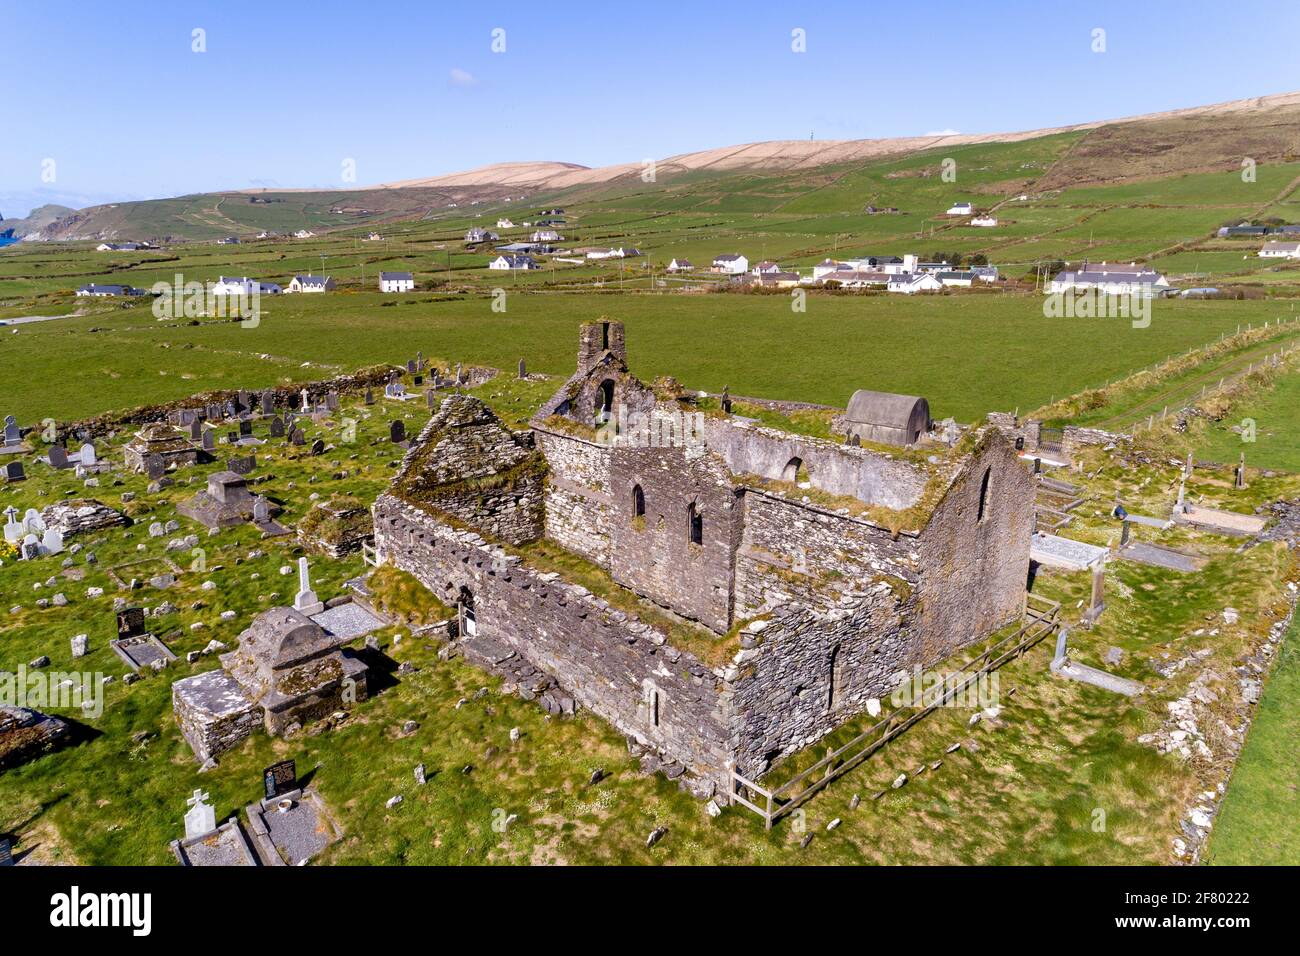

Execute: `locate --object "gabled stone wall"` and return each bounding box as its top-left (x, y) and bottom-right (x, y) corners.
top-left (372, 494), bottom-right (735, 793)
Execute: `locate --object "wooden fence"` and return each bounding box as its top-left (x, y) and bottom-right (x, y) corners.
top-left (729, 594), bottom-right (1061, 829)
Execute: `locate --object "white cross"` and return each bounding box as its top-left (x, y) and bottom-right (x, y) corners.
top-left (187, 789), bottom-right (210, 809)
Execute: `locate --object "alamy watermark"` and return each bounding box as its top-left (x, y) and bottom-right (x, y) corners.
top-left (2, 664), bottom-right (105, 718)
top-left (151, 274), bottom-right (262, 327)
top-left (1043, 289), bottom-right (1151, 329)
top-left (595, 404), bottom-right (706, 449)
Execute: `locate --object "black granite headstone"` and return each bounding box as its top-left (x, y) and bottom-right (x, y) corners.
top-left (263, 759), bottom-right (297, 800)
top-left (116, 606), bottom-right (146, 639)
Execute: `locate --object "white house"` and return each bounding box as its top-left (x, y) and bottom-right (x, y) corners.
top-left (365, 232), bottom-right (383, 241)
top-left (712, 253), bottom-right (749, 275)
top-left (970, 215), bottom-right (998, 228)
top-left (212, 276), bottom-right (281, 296)
top-left (95, 242), bottom-right (144, 252)
top-left (531, 229), bottom-right (562, 243)
top-left (887, 272), bottom-right (943, 294)
top-left (935, 270), bottom-right (975, 288)
top-left (1259, 241), bottom-right (1300, 259)
top-left (946, 202), bottom-right (973, 216)
top-left (465, 228), bottom-right (499, 243)
top-left (292, 230), bottom-right (315, 239)
top-left (1048, 263), bottom-right (1170, 297)
top-left (667, 258), bottom-right (694, 273)
top-left (286, 274), bottom-right (335, 293)
top-left (496, 218), bottom-right (515, 229)
top-left (379, 271), bottom-right (415, 293)
top-left (75, 283), bottom-right (145, 297)
top-left (752, 260), bottom-right (781, 275)
top-left (489, 254), bottom-right (539, 271)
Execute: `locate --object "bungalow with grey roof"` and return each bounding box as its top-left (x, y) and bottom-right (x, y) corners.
top-left (379, 271), bottom-right (415, 293)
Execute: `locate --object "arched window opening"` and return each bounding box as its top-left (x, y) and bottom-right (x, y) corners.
top-left (688, 503), bottom-right (703, 546)
top-left (828, 643), bottom-right (847, 711)
top-left (782, 456), bottom-right (811, 483)
top-left (632, 484), bottom-right (645, 519)
top-left (977, 467), bottom-right (992, 523)
top-left (595, 379), bottom-right (615, 424)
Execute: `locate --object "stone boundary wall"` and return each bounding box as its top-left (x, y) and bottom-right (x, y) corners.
top-left (372, 493), bottom-right (735, 793)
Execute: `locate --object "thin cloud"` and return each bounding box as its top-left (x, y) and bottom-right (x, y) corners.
top-left (449, 68), bottom-right (478, 87)
top-left (925, 128), bottom-right (961, 136)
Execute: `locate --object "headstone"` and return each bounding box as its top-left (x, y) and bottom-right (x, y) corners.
top-left (406, 359), bottom-right (417, 374)
top-left (2, 506), bottom-right (20, 544)
top-left (20, 535), bottom-right (40, 560)
top-left (261, 391), bottom-right (275, 415)
top-left (228, 454), bottom-right (256, 475)
top-left (416, 350), bottom-right (424, 371)
top-left (721, 385), bottom-right (732, 415)
top-left (184, 789), bottom-right (218, 839)
top-left (237, 390), bottom-right (251, 413)
top-left (310, 439), bottom-right (325, 456)
top-left (201, 430), bottom-right (215, 453)
top-left (48, 445), bottom-right (70, 469)
top-left (326, 391), bottom-right (339, 412)
top-left (426, 389), bottom-right (437, 409)
top-left (390, 421), bottom-right (405, 444)
top-left (252, 498), bottom-right (270, 523)
top-left (1235, 451), bottom-right (1247, 490)
top-left (4, 461), bottom-right (26, 483)
top-left (188, 420), bottom-right (203, 441)
top-left (71, 634), bottom-right (88, 658)
top-left (269, 416), bottom-right (285, 438)
top-left (2, 416), bottom-right (19, 445)
top-left (116, 607), bottom-right (147, 638)
top-left (41, 528), bottom-right (64, 555)
top-left (290, 428), bottom-right (305, 446)
top-left (300, 388), bottom-right (311, 412)
top-left (0, 837), bottom-right (12, 866)
top-left (263, 759), bottom-right (297, 800)
top-left (293, 556), bottom-right (324, 615)
top-left (226, 431), bottom-right (238, 445)
top-left (145, 455), bottom-right (166, 479)
top-left (412, 375), bottom-right (423, 386)
top-left (238, 420), bottom-right (253, 438)
top-left (518, 358), bottom-right (526, 379)
top-left (364, 388), bottom-right (374, 406)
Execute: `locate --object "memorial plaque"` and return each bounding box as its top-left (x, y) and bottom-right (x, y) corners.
top-left (263, 759), bottom-right (297, 800)
top-left (0, 837), bottom-right (12, 866)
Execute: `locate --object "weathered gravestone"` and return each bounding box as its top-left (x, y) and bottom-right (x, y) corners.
top-left (4, 461), bottom-right (26, 483)
top-left (144, 455), bottom-right (166, 480)
top-left (310, 439), bottom-right (325, 456)
top-left (116, 606), bottom-right (147, 639)
top-left (238, 420), bottom-right (253, 439)
top-left (48, 445), bottom-right (70, 469)
top-left (261, 391), bottom-right (274, 415)
top-left (290, 428), bottom-right (306, 446)
top-left (228, 454), bottom-right (256, 476)
top-left (269, 416), bottom-right (285, 438)
top-left (364, 388), bottom-right (374, 406)
top-left (201, 430), bottom-right (215, 453)
top-left (390, 421), bottom-right (406, 444)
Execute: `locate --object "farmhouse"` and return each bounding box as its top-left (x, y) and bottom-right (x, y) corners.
top-left (489, 254), bottom-right (539, 271)
top-left (945, 202), bottom-right (973, 216)
top-left (95, 241), bottom-right (147, 252)
top-left (287, 274), bottom-right (335, 293)
top-left (531, 229), bottom-right (562, 242)
top-left (496, 219), bottom-right (515, 229)
top-left (370, 320), bottom-right (1034, 798)
top-left (887, 272), bottom-right (943, 294)
top-left (379, 271), bottom-right (415, 293)
top-left (667, 258), bottom-right (693, 273)
top-left (711, 253), bottom-right (749, 274)
top-left (212, 276), bottom-right (281, 296)
top-left (1259, 241), bottom-right (1300, 259)
top-left (752, 260), bottom-right (781, 275)
top-left (970, 215), bottom-right (998, 227)
top-left (74, 283), bottom-right (146, 297)
top-left (936, 270), bottom-right (976, 288)
top-left (465, 227), bottom-right (499, 243)
top-left (1048, 263), bottom-right (1170, 296)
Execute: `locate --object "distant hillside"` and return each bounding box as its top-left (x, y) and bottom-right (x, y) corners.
top-left (1, 203), bottom-right (76, 239)
top-left (27, 90), bottom-right (1300, 242)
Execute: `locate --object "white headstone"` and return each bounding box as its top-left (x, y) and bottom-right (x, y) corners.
top-left (293, 556), bottom-right (323, 615)
top-left (41, 528), bottom-right (64, 555)
top-left (184, 789), bottom-right (217, 839)
top-left (80, 442), bottom-right (97, 466)
top-left (2, 506), bottom-right (19, 544)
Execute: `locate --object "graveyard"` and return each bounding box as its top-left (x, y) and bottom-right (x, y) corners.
top-left (0, 334), bottom-right (1295, 866)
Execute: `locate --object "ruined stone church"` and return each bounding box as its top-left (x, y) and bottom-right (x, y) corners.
top-left (372, 321), bottom-right (1033, 798)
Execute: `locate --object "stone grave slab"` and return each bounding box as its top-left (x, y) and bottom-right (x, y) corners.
top-left (1030, 532), bottom-right (1107, 571)
top-left (244, 789), bottom-right (341, 866)
top-left (310, 601), bottom-right (386, 641)
top-left (1117, 541), bottom-right (1206, 573)
top-left (1173, 504), bottom-right (1267, 537)
top-left (170, 818), bottom-right (259, 867)
top-left (110, 633), bottom-right (178, 672)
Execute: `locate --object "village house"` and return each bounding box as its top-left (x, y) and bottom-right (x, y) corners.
top-left (936, 270), bottom-right (976, 288)
top-left (292, 230), bottom-right (315, 239)
top-left (970, 215), bottom-right (998, 227)
top-left (217, 236), bottom-right (241, 245)
top-left (365, 232), bottom-right (383, 241)
top-left (211, 276), bottom-right (282, 296)
top-left (946, 201), bottom-right (973, 216)
top-left (75, 283), bottom-right (147, 297)
top-left (667, 258), bottom-right (693, 273)
top-left (489, 254), bottom-right (539, 271)
top-left (287, 274), bottom-right (335, 293)
top-left (711, 253), bottom-right (749, 275)
top-left (1258, 241), bottom-right (1300, 259)
top-left (379, 271), bottom-right (415, 293)
top-left (887, 272), bottom-right (944, 294)
top-left (752, 260), bottom-right (781, 275)
top-left (1048, 263), bottom-right (1170, 297)
top-left (531, 229), bottom-right (562, 243)
top-left (95, 241), bottom-right (146, 252)
top-left (496, 218), bottom-right (515, 229)
top-left (466, 227), bottom-right (499, 243)
top-left (369, 321), bottom-right (1034, 798)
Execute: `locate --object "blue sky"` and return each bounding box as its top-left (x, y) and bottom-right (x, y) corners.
top-left (3, 0), bottom-right (1299, 216)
